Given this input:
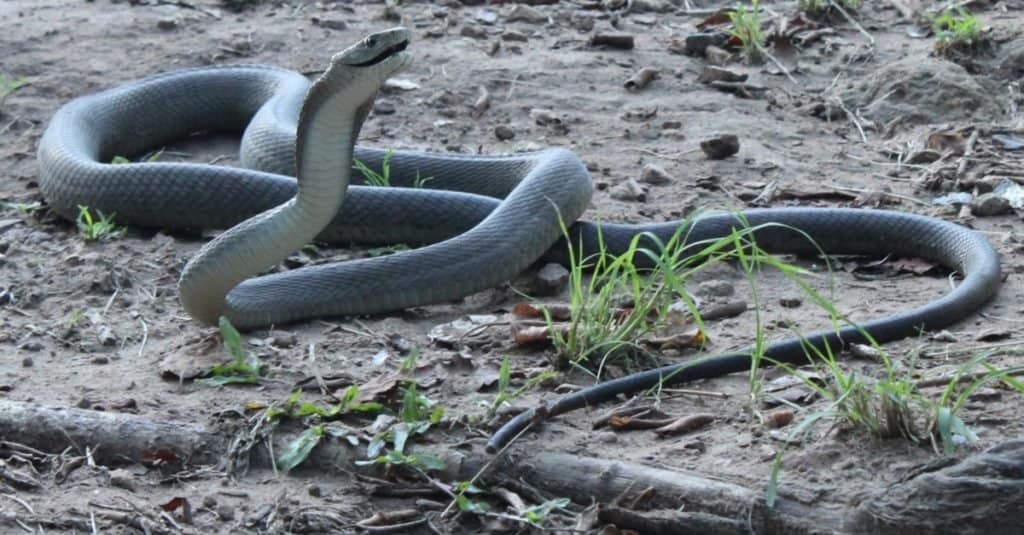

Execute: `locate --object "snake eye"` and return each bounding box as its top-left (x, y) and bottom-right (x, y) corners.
top-left (366, 36), bottom-right (377, 47)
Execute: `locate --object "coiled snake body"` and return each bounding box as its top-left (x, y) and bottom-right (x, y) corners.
top-left (37, 28), bottom-right (1001, 450)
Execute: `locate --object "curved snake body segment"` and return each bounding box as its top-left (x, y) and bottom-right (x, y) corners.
top-left (37, 29), bottom-right (1001, 448)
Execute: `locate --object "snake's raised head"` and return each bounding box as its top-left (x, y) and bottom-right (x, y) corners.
top-left (331, 27), bottom-right (411, 77)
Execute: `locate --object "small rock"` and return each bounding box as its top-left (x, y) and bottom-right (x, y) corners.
top-left (570, 13), bottom-right (595, 32)
top-left (970, 193), bottom-right (1011, 216)
top-left (630, 0), bottom-right (672, 12)
top-left (98, 326), bottom-right (116, 346)
top-left (931, 330), bottom-right (959, 343)
top-left (156, 18), bottom-right (177, 30)
top-left (765, 409), bottom-right (794, 428)
top-left (311, 17), bottom-right (347, 30)
top-left (494, 124), bottom-right (515, 141)
top-left (202, 496), bottom-right (217, 509)
top-left (501, 30), bottom-right (528, 42)
top-left (108, 469), bottom-right (136, 491)
top-left (383, 78), bottom-right (420, 92)
top-left (683, 32), bottom-right (729, 56)
top-left (639, 163), bottom-right (672, 185)
top-left (507, 4), bottom-right (546, 23)
top-left (91, 356), bottom-right (110, 365)
top-left (704, 45), bottom-right (733, 66)
top-left (308, 484), bottom-right (323, 497)
top-left (779, 297), bottom-right (802, 308)
top-left (18, 341), bottom-right (43, 352)
top-left (475, 9), bottom-right (499, 24)
top-left (698, 280), bottom-right (734, 297)
top-left (697, 66), bottom-right (747, 84)
top-left (217, 503), bottom-right (236, 521)
top-left (530, 108), bottom-right (561, 126)
top-left (460, 25), bottom-right (487, 39)
top-left (597, 431), bottom-right (618, 443)
top-left (270, 332), bottom-right (298, 349)
top-left (700, 135), bottom-right (740, 159)
top-left (609, 179), bottom-right (645, 202)
top-left (662, 120), bottom-right (682, 129)
top-left (968, 387), bottom-right (1002, 402)
top-left (373, 99), bottom-right (396, 115)
top-left (21, 357), bottom-right (32, 368)
top-left (533, 263), bottom-right (569, 296)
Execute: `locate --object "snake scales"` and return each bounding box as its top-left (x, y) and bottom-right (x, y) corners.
top-left (36, 28), bottom-right (1001, 450)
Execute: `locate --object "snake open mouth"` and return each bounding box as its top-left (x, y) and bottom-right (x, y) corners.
top-left (353, 39), bottom-right (409, 67)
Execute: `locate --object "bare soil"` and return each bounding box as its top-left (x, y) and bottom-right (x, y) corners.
top-left (1, 0), bottom-right (1023, 533)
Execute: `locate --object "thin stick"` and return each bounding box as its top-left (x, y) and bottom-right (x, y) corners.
top-left (440, 422), bottom-right (535, 518)
top-left (827, 0), bottom-right (874, 45)
top-left (755, 43), bottom-right (799, 86)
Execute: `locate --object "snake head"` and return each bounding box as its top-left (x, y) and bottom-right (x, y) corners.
top-left (331, 27), bottom-right (411, 75)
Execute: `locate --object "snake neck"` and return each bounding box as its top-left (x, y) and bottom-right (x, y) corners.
top-left (178, 78), bottom-right (367, 326)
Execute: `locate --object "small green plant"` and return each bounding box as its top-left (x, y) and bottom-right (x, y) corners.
top-left (764, 341), bottom-right (1024, 506)
top-left (0, 73), bottom-right (27, 108)
top-left (358, 383), bottom-right (445, 471)
top-left (353, 149), bottom-right (433, 188)
top-left (76, 205), bottom-right (126, 241)
top-left (799, 0), bottom-right (860, 14)
top-left (931, 7), bottom-right (981, 50)
top-left (111, 149), bottom-right (163, 165)
top-left (489, 356), bottom-right (557, 415)
top-left (520, 497), bottom-right (571, 525)
top-left (452, 481), bottom-right (489, 514)
top-left (197, 316), bottom-right (266, 386)
top-left (0, 201), bottom-right (42, 214)
top-left (728, 0), bottom-right (763, 60)
top-left (354, 150), bottom-right (395, 187)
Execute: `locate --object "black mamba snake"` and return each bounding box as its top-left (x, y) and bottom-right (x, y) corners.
top-left (36, 28), bottom-right (1002, 451)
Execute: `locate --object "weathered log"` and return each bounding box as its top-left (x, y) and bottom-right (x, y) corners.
top-left (4, 400), bottom-right (1022, 534)
top-left (849, 439), bottom-right (1024, 535)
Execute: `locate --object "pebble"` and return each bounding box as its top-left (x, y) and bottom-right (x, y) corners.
top-left (501, 30), bottom-right (528, 42)
top-left (21, 357), bottom-right (32, 368)
top-left (460, 25), bottom-right (487, 39)
top-left (639, 163), bottom-right (672, 185)
top-left (700, 134), bottom-right (740, 159)
top-left (609, 178), bottom-right (645, 202)
top-left (108, 469), bottom-right (136, 491)
top-left (312, 17), bottom-right (347, 30)
top-left (156, 18), bottom-right (177, 31)
top-left (704, 45), bottom-right (733, 66)
top-left (684, 32), bottom-right (729, 56)
top-left (98, 326), bottom-right (116, 346)
top-left (308, 484), bottom-right (323, 497)
top-left (570, 13), bottom-right (595, 32)
top-left (779, 296), bottom-right (802, 308)
top-left (475, 9), bottom-right (498, 25)
top-left (970, 193), bottom-right (1012, 216)
top-left (698, 280), bottom-right (735, 297)
top-left (217, 503), bottom-right (236, 521)
top-left (91, 356), bottom-right (110, 365)
top-left (968, 387), bottom-right (1002, 402)
top-left (494, 124), bottom-right (515, 141)
top-left (270, 332), bottom-right (298, 349)
top-left (18, 341), bottom-right (43, 352)
top-left (597, 431), bottom-right (618, 443)
top-left (507, 4), bottom-right (547, 23)
top-left (373, 99), bottom-right (396, 115)
top-left (533, 263), bottom-right (569, 295)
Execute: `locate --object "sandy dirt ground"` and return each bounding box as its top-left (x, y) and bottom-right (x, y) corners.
top-left (1, 0), bottom-right (1023, 533)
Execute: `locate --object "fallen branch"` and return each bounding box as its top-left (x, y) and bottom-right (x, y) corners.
top-left (1, 400), bottom-right (1021, 534)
